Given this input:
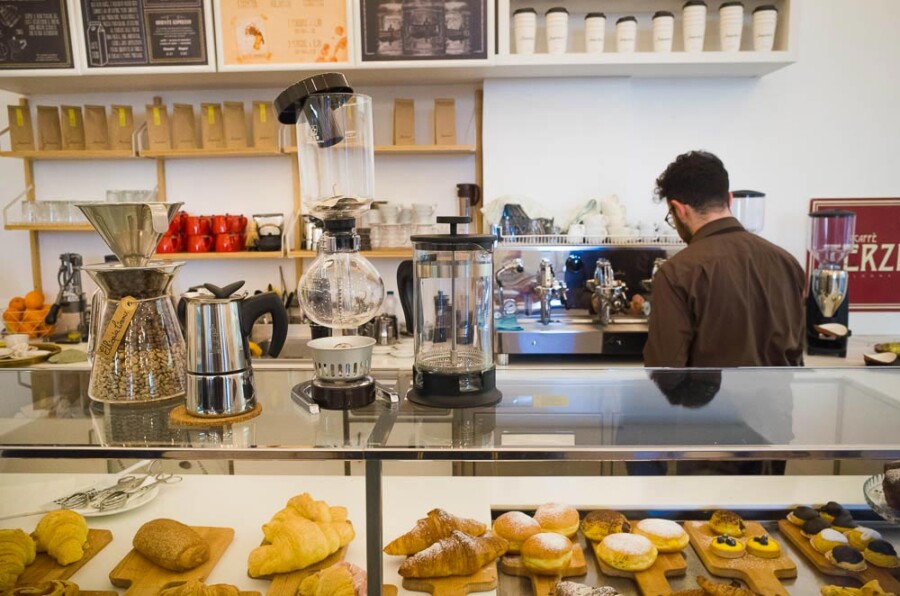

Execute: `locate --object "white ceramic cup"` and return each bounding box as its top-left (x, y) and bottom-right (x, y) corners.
top-left (378, 203), bottom-right (400, 223)
top-left (545, 7), bottom-right (569, 54)
top-left (752, 5), bottom-right (777, 51)
top-left (5, 334), bottom-right (28, 349)
top-left (652, 12), bottom-right (675, 52)
top-left (584, 13), bottom-right (606, 53)
top-left (616, 16), bottom-right (637, 53)
top-left (683, 1), bottom-right (708, 52)
top-left (412, 203), bottom-right (435, 215)
top-left (513, 8), bottom-right (537, 54)
top-left (719, 2), bottom-right (744, 51)
top-left (399, 207), bottom-right (414, 224)
top-left (567, 223), bottom-right (585, 243)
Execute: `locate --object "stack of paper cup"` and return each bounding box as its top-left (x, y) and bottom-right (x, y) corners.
top-left (616, 16), bottom-right (637, 53)
top-left (683, 0), bottom-right (708, 52)
top-left (584, 12), bottom-right (606, 54)
top-left (652, 11), bottom-right (675, 53)
top-left (719, 1), bottom-right (744, 51)
top-left (752, 5), bottom-right (778, 51)
top-left (513, 8), bottom-right (537, 54)
top-left (545, 7), bottom-right (569, 54)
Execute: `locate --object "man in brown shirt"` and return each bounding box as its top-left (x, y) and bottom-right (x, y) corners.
top-left (643, 151), bottom-right (806, 368)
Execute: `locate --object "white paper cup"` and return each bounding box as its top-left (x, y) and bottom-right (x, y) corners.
top-left (584, 13), bottom-right (606, 53)
top-left (652, 12), bottom-right (675, 53)
top-left (683, 1), bottom-right (708, 52)
top-left (513, 9), bottom-right (537, 54)
top-left (616, 17), bottom-right (637, 53)
top-left (545, 8), bottom-right (569, 54)
top-left (752, 5), bottom-right (778, 51)
top-left (719, 2), bottom-right (744, 51)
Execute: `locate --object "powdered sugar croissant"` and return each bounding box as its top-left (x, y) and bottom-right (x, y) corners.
top-left (384, 509), bottom-right (487, 556)
top-left (398, 530), bottom-right (508, 578)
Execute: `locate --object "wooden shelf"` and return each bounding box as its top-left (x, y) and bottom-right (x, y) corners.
top-left (155, 251), bottom-right (289, 261)
top-left (289, 249), bottom-right (412, 259)
top-left (0, 150), bottom-right (136, 160)
top-left (281, 145), bottom-right (476, 155)
top-left (140, 148), bottom-right (284, 159)
top-left (4, 223), bottom-right (95, 232)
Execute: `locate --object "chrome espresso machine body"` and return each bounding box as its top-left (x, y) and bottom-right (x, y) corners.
top-left (494, 241), bottom-right (678, 360)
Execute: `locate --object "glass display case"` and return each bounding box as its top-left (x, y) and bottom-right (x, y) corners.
top-left (1, 366), bottom-right (899, 595)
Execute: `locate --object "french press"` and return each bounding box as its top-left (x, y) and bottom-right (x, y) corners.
top-left (408, 216), bottom-right (501, 408)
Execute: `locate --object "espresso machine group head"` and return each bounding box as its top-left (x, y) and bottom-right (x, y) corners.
top-left (806, 210), bottom-right (856, 357)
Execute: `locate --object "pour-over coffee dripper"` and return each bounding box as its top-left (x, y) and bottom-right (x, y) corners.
top-left (77, 202), bottom-right (181, 267)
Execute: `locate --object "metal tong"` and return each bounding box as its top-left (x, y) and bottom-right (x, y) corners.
top-left (91, 472), bottom-right (182, 512)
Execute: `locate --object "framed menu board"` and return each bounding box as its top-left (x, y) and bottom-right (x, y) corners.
top-left (215, 0), bottom-right (350, 70)
top-left (75, 0), bottom-right (214, 71)
top-left (0, 0), bottom-right (75, 71)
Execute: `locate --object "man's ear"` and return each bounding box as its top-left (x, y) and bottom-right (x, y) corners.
top-left (728, 192), bottom-right (733, 209)
top-left (670, 199), bottom-right (690, 220)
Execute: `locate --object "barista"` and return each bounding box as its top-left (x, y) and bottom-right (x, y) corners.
top-left (643, 151), bottom-right (805, 368)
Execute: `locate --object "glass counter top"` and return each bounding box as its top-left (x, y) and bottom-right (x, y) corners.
top-left (0, 367), bottom-right (899, 461)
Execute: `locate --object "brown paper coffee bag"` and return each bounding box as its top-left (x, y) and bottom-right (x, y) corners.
top-left (200, 103), bottom-right (225, 149)
top-left (434, 99), bottom-right (457, 145)
top-left (252, 101), bottom-right (277, 149)
top-left (109, 105), bottom-right (134, 150)
top-left (393, 99), bottom-right (415, 145)
top-left (83, 105), bottom-right (109, 150)
top-left (7, 105), bottom-right (35, 151)
top-left (172, 104), bottom-right (197, 150)
top-left (223, 102), bottom-right (247, 149)
top-left (146, 104), bottom-right (171, 151)
top-left (37, 106), bottom-right (62, 151)
top-left (60, 106), bottom-right (86, 150)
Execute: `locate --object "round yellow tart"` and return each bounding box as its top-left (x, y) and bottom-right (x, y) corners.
top-left (747, 534), bottom-right (781, 559)
top-left (710, 535), bottom-right (745, 559)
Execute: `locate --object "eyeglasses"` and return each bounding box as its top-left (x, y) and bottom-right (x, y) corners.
top-left (665, 210), bottom-right (676, 229)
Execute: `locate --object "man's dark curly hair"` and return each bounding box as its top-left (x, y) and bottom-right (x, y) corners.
top-left (654, 151), bottom-right (730, 213)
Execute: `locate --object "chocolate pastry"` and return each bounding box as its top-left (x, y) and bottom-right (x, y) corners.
top-left (868, 540), bottom-right (897, 556)
top-left (802, 517), bottom-right (831, 537)
top-left (832, 545), bottom-right (865, 565)
top-left (818, 501), bottom-right (846, 518)
top-left (832, 511), bottom-right (858, 530)
top-left (884, 468), bottom-right (900, 509)
top-left (791, 506), bottom-right (818, 520)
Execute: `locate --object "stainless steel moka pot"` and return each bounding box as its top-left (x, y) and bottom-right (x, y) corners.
top-left (179, 281), bottom-right (288, 417)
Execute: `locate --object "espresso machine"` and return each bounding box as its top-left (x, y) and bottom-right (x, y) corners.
top-left (807, 210), bottom-right (856, 357)
top-left (45, 253), bottom-right (88, 343)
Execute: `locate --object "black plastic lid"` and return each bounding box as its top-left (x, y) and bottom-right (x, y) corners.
top-left (720, 1), bottom-right (744, 9)
top-left (753, 4), bottom-right (778, 13)
top-left (513, 7), bottom-right (536, 15)
top-left (617, 16), bottom-right (637, 24)
top-left (732, 189), bottom-right (765, 198)
top-left (684, 0), bottom-right (708, 7)
top-left (809, 210), bottom-right (856, 218)
top-left (322, 217), bottom-right (356, 233)
top-left (546, 6), bottom-right (568, 15)
top-left (653, 11), bottom-right (675, 19)
top-left (585, 12), bottom-right (606, 19)
top-left (274, 72), bottom-right (353, 125)
top-left (410, 216), bottom-right (496, 251)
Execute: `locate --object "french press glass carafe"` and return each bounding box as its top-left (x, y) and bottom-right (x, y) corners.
top-left (408, 216), bottom-right (501, 408)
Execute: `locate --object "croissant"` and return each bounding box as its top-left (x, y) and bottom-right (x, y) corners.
top-left (158, 580), bottom-right (240, 596)
top-left (31, 510), bottom-right (88, 566)
top-left (247, 493), bottom-right (354, 577)
top-left (3, 580), bottom-right (80, 596)
top-left (384, 509), bottom-right (487, 556)
top-left (398, 530), bottom-right (508, 578)
top-left (299, 562), bottom-right (367, 596)
top-left (695, 576), bottom-right (756, 596)
top-left (821, 580), bottom-right (896, 596)
top-left (0, 529), bottom-right (36, 590)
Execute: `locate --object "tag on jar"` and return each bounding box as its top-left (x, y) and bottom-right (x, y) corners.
top-left (97, 296), bottom-right (138, 359)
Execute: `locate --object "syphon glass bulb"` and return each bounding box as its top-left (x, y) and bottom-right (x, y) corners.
top-left (298, 250), bottom-right (384, 329)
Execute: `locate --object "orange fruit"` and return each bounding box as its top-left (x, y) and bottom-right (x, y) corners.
top-left (8, 297), bottom-right (25, 312)
top-left (18, 321), bottom-right (37, 334)
top-left (24, 290), bottom-right (44, 310)
top-left (23, 309), bottom-right (46, 323)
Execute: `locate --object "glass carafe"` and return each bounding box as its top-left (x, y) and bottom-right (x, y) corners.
top-left (83, 262), bottom-right (186, 404)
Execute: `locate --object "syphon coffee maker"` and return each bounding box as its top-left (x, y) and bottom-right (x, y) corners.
top-left (276, 73), bottom-right (397, 411)
top-left (807, 210), bottom-right (856, 357)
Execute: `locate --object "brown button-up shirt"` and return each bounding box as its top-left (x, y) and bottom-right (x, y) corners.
top-left (643, 217), bottom-right (806, 367)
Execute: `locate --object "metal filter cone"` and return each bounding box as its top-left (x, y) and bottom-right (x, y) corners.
top-left (77, 202), bottom-right (182, 266)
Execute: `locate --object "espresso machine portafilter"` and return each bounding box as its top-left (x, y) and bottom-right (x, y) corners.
top-left (807, 210), bottom-right (856, 357)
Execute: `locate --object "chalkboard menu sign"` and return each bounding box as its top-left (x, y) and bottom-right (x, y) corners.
top-left (80, 0), bottom-right (208, 68)
top-left (0, 0), bottom-right (74, 69)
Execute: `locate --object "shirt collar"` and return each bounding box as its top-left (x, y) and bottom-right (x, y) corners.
top-left (690, 216), bottom-right (746, 244)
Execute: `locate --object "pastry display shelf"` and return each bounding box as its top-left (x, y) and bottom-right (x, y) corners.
top-left (288, 249), bottom-right (413, 259)
top-left (0, 149), bottom-right (136, 160)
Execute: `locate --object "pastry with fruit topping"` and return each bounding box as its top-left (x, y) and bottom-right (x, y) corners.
top-left (710, 535), bottom-right (745, 559)
top-left (747, 534), bottom-right (781, 559)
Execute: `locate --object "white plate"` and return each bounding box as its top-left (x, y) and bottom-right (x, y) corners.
top-left (0, 348), bottom-right (11, 359)
top-left (41, 483), bottom-right (160, 518)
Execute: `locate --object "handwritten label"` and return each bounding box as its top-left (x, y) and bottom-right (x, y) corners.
top-left (153, 106), bottom-right (161, 126)
top-left (118, 107), bottom-right (126, 127)
top-left (97, 296), bottom-right (138, 359)
top-left (15, 108), bottom-right (23, 127)
top-left (259, 103), bottom-right (267, 123)
top-left (207, 105), bottom-right (215, 124)
top-left (68, 108), bottom-right (77, 128)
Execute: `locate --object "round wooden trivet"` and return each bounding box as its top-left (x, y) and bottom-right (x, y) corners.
top-left (169, 402), bottom-right (262, 427)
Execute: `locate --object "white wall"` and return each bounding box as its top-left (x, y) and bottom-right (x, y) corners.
top-left (484, 0), bottom-right (900, 334)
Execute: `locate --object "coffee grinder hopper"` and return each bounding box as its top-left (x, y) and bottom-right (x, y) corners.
top-left (77, 202), bottom-right (182, 266)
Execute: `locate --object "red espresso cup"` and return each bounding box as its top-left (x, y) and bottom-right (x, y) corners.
top-left (226, 214), bottom-right (247, 234)
top-left (157, 233), bottom-right (181, 253)
top-left (184, 216), bottom-right (211, 236)
top-left (211, 214), bottom-right (229, 235)
top-left (186, 235), bottom-right (213, 253)
top-left (215, 233), bottom-right (244, 252)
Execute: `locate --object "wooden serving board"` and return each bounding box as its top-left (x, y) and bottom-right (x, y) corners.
top-left (402, 563), bottom-right (497, 595)
top-left (591, 538), bottom-right (687, 596)
top-left (500, 543), bottom-right (587, 596)
top-left (109, 526), bottom-right (234, 596)
top-left (778, 520), bottom-right (900, 593)
top-left (383, 585), bottom-right (398, 596)
top-left (18, 529), bottom-right (113, 587)
top-left (686, 520), bottom-right (795, 596)
top-left (258, 546), bottom-right (347, 596)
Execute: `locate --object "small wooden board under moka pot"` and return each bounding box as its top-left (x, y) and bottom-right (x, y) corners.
top-left (778, 520), bottom-right (900, 593)
top-left (18, 529), bottom-right (113, 586)
top-left (686, 520), bottom-right (796, 596)
top-left (402, 563), bottom-right (497, 595)
top-left (500, 543), bottom-right (587, 596)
